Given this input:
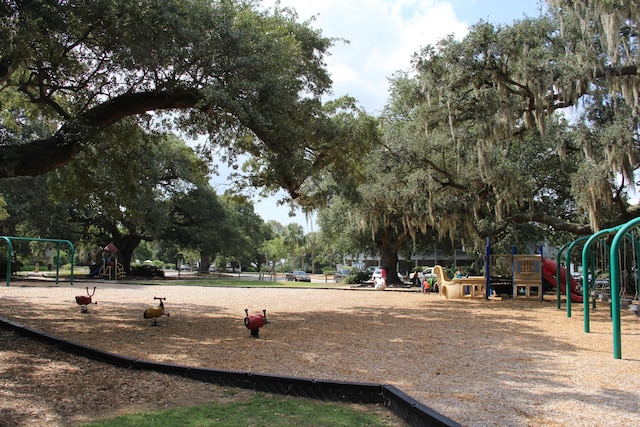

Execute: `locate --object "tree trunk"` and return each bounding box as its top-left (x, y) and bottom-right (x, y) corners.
top-left (199, 252), bottom-right (210, 274)
top-left (377, 226), bottom-right (409, 286)
top-left (111, 234), bottom-right (142, 273)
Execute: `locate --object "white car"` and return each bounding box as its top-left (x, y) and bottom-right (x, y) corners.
top-left (372, 268), bottom-right (403, 281)
top-left (409, 267), bottom-right (437, 282)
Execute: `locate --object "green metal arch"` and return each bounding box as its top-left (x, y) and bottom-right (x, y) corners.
top-left (556, 236), bottom-right (590, 314)
top-left (610, 217), bottom-right (640, 359)
top-left (1, 236), bottom-right (75, 287)
top-left (580, 228), bottom-right (619, 332)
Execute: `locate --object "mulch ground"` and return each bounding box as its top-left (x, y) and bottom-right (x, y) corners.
top-left (1, 279), bottom-right (640, 426)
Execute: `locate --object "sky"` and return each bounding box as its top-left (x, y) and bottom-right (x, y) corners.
top-left (210, 0), bottom-right (546, 232)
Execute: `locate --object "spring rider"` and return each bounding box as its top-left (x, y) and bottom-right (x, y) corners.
top-left (75, 287), bottom-right (97, 313)
top-left (244, 308), bottom-right (268, 337)
top-left (143, 297), bottom-right (169, 326)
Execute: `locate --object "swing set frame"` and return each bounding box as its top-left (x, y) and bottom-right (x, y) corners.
top-left (1, 236), bottom-right (75, 287)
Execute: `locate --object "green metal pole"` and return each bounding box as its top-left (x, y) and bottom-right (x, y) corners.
top-left (582, 228), bottom-right (618, 333)
top-left (609, 217), bottom-right (640, 359)
top-left (55, 243), bottom-right (61, 285)
top-left (69, 241), bottom-right (74, 287)
top-left (565, 236), bottom-right (589, 318)
top-left (2, 237), bottom-right (13, 287)
top-left (557, 243), bottom-right (571, 310)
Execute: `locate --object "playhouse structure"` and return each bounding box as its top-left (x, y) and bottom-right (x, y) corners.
top-left (436, 239), bottom-right (545, 300)
top-left (91, 242), bottom-right (125, 280)
top-left (434, 266), bottom-right (485, 299)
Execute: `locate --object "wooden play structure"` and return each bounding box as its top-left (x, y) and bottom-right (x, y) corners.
top-left (90, 243), bottom-right (125, 280)
top-left (512, 255), bottom-right (543, 299)
top-left (99, 258), bottom-right (125, 280)
top-left (434, 266), bottom-right (485, 299)
top-left (435, 239), bottom-right (544, 300)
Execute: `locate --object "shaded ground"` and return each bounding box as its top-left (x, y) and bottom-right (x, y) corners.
top-left (1, 280), bottom-right (640, 426)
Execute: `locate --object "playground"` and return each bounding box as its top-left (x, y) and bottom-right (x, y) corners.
top-left (1, 281), bottom-right (639, 426)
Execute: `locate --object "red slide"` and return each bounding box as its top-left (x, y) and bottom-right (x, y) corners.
top-left (542, 258), bottom-right (583, 303)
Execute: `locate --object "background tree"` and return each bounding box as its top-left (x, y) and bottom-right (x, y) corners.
top-left (282, 223), bottom-right (306, 271)
top-left (1, 175), bottom-right (73, 238)
top-left (0, 0), bottom-right (350, 207)
top-left (0, 195), bottom-right (7, 221)
top-left (304, 231), bottom-right (319, 273)
top-left (220, 194), bottom-right (272, 273)
top-left (260, 236), bottom-right (288, 278)
top-left (163, 185), bottom-right (230, 274)
top-left (317, 197), bottom-right (377, 266)
top-left (309, 231), bottom-right (342, 273)
top-left (48, 120), bottom-right (208, 271)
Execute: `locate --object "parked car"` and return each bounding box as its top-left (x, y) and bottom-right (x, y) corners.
top-left (334, 268), bottom-right (352, 283)
top-left (286, 270), bottom-right (311, 282)
top-left (366, 266), bottom-right (379, 277)
top-left (371, 268), bottom-right (403, 282)
top-left (409, 267), bottom-right (437, 282)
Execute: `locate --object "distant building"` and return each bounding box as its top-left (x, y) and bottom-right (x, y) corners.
top-left (344, 241), bottom-right (554, 275)
top-left (346, 247), bottom-right (477, 275)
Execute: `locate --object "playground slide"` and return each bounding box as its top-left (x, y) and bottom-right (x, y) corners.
top-left (434, 265), bottom-right (486, 299)
top-left (541, 258), bottom-right (583, 303)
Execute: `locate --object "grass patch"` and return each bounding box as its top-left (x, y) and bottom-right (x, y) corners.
top-left (80, 393), bottom-right (394, 427)
top-left (120, 275), bottom-right (345, 289)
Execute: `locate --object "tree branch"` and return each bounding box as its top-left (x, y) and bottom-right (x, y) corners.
top-left (0, 88), bottom-right (204, 178)
top-left (493, 207), bottom-right (640, 237)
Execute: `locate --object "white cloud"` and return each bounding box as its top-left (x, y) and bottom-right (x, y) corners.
top-left (262, 0), bottom-right (468, 113)
top-left (246, 1), bottom-right (473, 228)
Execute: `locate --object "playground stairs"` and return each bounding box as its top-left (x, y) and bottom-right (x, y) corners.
top-left (100, 262), bottom-right (125, 280)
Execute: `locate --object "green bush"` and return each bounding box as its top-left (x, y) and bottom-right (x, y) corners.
top-left (0, 257), bottom-right (22, 275)
top-left (130, 264), bottom-right (165, 277)
top-left (342, 271), bottom-right (369, 284)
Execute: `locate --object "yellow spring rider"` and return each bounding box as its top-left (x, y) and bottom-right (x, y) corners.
top-left (143, 296), bottom-right (169, 326)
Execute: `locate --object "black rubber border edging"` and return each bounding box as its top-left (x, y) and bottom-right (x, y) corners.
top-left (0, 316), bottom-right (460, 427)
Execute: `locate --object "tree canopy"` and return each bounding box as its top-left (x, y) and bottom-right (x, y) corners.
top-left (47, 120), bottom-right (209, 270)
top-left (0, 0), bottom-right (346, 201)
top-left (315, 1), bottom-right (640, 268)
top-left (412, 4), bottom-right (639, 235)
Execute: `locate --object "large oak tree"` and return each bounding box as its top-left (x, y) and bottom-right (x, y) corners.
top-left (317, 1), bottom-right (640, 270)
top-left (0, 0), bottom-right (341, 200)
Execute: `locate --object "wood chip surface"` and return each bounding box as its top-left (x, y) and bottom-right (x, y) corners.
top-left (1, 280), bottom-right (639, 426)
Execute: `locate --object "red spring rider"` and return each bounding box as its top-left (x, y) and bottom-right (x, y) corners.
top-left (244, 308), bottom-right (268, 338)
top-left (75, 287), bottom-right (97, 313)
